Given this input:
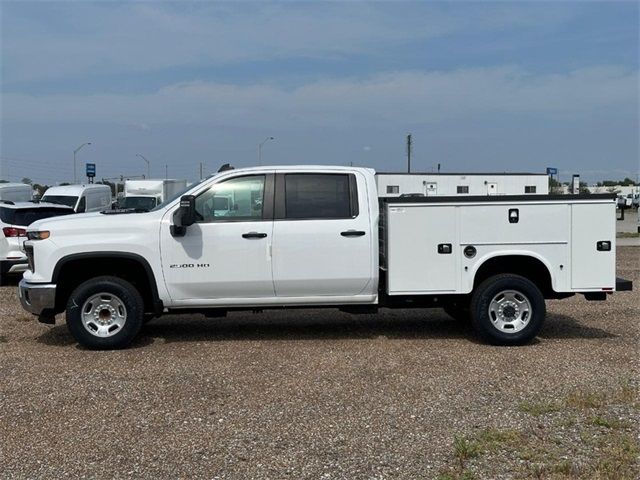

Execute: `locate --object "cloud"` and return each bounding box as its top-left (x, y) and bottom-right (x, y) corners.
top-left (3, 66), bottom-right (637, 129)
top-left (1, 2), bottom-right (582, 84)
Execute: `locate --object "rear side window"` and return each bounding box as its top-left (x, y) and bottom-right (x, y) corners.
top-left (0, 207), bottom-right (72, 226)
top-left (284, 174), bottom-right (356, 219)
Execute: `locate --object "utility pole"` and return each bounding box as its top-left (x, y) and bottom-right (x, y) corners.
top-left (136, 154), bottom-right (150, 179)
top-left (199, 162), bottom-right (203, 180)
top-left (258, 136), bottom-right (275, 166)
top-left (165, 164), bottom-right (168, 179)
top-left (73, 142), bottom-right (92, 183)
top-left (406, 134), bottom-right (412, 173)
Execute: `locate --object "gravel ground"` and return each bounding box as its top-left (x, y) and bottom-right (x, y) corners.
top-left (0, 247), bottom-right (638, 479)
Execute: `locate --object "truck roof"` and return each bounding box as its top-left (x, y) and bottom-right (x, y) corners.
top-left (0, 183), bottom-right (32, 190)
top-left (376, 171), bottom-right (549, 176)
top-left (224, 165), bottom-right (377, 175)
top-left (0, 201), bottom-right (75, 210)
top-left (43, 184), bottom-right (111, 196)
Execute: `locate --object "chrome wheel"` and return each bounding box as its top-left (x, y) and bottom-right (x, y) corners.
top-left (81, 293), bottom-right (127, 338)
top-left (488, 290), bottom-right (532, 333)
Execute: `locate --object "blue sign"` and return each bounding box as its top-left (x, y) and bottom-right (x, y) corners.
top-left (546, 167), bottom-right (558, 175)
top-left (86, 163), bottom-right (96, 177)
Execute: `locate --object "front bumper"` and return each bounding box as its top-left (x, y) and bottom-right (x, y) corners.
top-left (18, 279), bottom-right (56, 316)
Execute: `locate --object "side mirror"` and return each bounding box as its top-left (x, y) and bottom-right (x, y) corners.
top-left (171, 195), bottom-right (196, 237)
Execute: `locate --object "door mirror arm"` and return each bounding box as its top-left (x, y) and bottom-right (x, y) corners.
top-left (171, 195), bottom-right (197, 237)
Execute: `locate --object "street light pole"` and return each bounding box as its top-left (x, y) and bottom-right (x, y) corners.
top-left (73, 142), bottom-right (92, 183)
top-left (258, 136), bottom-right (275, 166)
top-left (136, 154), bottom-right (150, 179)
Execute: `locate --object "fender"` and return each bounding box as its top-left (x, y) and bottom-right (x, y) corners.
top-left (470, 250), bottom-right (557, 291)
top-left (51, 251), bottom-right (163, 313)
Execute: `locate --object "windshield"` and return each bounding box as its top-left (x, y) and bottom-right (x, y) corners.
top-left (121, 196), bottom-right (157, 211)
top-left (41, 195), bottom-right (78, 208)
top-left (151, 176), bottom-right (211, 212)
top-left (0, 206), bottom-right (73, 226)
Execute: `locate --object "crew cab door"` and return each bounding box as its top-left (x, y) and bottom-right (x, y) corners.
top-left (271, 172), bottom-right (373, 297)
top-left (160, 174), bottom-right (275, 302)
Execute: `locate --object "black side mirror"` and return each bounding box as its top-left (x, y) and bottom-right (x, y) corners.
top-left (171, 195), bottom-right (196, 237)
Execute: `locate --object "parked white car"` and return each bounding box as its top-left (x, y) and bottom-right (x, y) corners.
top-left (0, 183), bottom-right (33, 203)
top-left (0, 201), bottom-right (73, 284)
top-left (41, 184), bottom-right (111, 213)
top-left (19, 166), bottom-right (632, 349)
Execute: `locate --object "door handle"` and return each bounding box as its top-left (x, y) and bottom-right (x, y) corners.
top-left (341, 230), bottom-right (366, 237)
top-left (437, 243), bottom-right (452, 254)
top-left (242, 232), bottom-right (267, 239)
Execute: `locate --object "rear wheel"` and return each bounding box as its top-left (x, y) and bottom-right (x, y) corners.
top-left (470, 274), bottom-right (545, 345)
top-left (66, 276), bottom-right (144, 350)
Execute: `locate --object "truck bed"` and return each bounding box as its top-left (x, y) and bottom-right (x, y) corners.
top-left (379, 194), bottom-right (617, 296)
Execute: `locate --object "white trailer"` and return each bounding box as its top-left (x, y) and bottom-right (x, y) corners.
top-left (0, 183), bottom-right (33, 203)
top-left (121, 179), bottom-right (187, 211)
top-left (377, 172), bottom-right (549, 197)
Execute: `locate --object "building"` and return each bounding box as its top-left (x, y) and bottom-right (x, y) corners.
top-left (376, 172), bottom-right (549, 197)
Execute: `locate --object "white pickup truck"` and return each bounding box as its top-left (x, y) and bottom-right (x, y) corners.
top-left (19, 166), bottom-right (632, 349)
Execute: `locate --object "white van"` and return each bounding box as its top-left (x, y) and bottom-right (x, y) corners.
top-left (0, 183), bottom-right (33, 203)
top-left (41, 184), bottom-right (111, 213)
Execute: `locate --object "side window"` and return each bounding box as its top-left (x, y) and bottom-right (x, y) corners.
top-left (456, 185), bottom-right (469, 194)
top-left (284, 174), bottom-right (355, 219)
top-left (77, 196), bottom-right (86, 213)
top-left (525, 185), bottom-right (537, 194)
top-left (386, 185), bottom-right (399, 194)
top-left (195, 175), bottom-right (265, 222)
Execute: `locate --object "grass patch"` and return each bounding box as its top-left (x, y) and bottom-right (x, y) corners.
top-left (0, 335), bottom-right (7, 343)
top-left (592, 432), bottom-right (639, 479)
top-left (591, 415), bottom-right (630, 429)
top-left (453, 435), bottom-right (480, 467)
top-left (616, 232), bottom-right (639, 238)
top-left (566, 390), bottom-right (606, 409)
top-left (519, 399), bottom-right (562, 416)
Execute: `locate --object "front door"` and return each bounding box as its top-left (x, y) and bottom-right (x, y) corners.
top-left (271, 172), bottom-right (373, 297)
top-left (160, 174), bottom-right (275, 302)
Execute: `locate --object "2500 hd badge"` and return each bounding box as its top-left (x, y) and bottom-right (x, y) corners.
top-left (169, 263), bottom-right (210, 269)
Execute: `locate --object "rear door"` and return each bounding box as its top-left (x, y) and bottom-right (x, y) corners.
top-left (271, 172), bottom-right (373, 297)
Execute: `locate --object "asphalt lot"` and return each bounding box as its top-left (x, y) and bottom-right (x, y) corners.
top-left (0, 247), bottom-right (638, 479)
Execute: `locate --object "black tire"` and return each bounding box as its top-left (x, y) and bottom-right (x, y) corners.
top-left (0, 262), bottom-right (8, 287)
top-left (470, 274), bottom-right (546, 346)
top-left (66, 276), bottom-right (144, 350)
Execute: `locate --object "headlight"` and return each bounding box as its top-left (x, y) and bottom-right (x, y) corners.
top-left (26, 231), bottom-right (50, 240)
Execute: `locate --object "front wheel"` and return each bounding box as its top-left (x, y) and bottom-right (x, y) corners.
top-left (66, 276), bottom-right (144, 350)
top-left (470, 274), bottom-right (546, 346)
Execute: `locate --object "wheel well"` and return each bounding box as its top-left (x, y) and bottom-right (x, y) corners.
top-left (473, 255), bottom-right (553, 297)
top-left (54, 255), bottom-right (160, 313)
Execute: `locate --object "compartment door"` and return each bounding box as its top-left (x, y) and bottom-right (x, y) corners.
top-left (387, 205), bottom-right (458, 294)
top-left (571, 203), bottom-right (616, 289)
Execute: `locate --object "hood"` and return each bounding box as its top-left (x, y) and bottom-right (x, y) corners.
top-left (27, 210), bottom-right (159, 233)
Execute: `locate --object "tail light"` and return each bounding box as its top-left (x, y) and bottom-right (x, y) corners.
top-left (2, 227), bottom-right (27, 237)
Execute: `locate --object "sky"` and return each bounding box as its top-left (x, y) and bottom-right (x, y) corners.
top-left (1, 0), bottom-right (638, 185)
